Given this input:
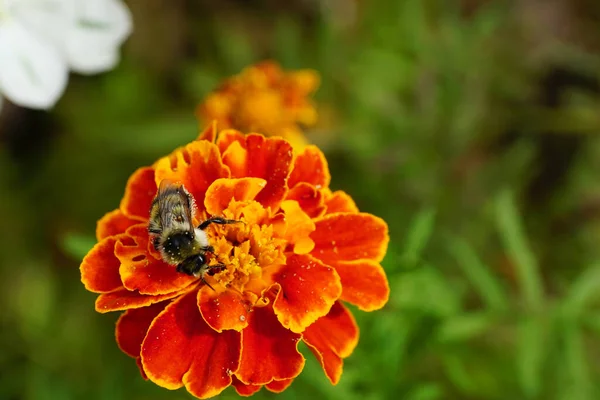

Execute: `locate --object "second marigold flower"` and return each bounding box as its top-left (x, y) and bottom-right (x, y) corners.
top-left (196, 61), bottom-right (320, 149)
top-left (80, 124), bottom-right (389, 399)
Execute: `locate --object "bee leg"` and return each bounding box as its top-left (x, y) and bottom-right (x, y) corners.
top-left (201, 245), bottom-right (215, 253)
top-left (207, 263), bottom-right (227, 276)
top-left (200, 276), bottom-right (217, 292)
top-left (197, 217), bottom-right (242, 230)
top-left (200, 263), bottom-right (227, 291)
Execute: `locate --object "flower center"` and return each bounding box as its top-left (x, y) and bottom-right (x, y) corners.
top-left (204, 200), bottom-right (286, 294)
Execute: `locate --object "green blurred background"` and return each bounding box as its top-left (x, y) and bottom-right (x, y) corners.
top-left (3, 0), bottom-right (600, 399)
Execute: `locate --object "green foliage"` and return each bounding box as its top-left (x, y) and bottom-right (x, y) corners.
top-left (2, 0), bottom-right (600, 399)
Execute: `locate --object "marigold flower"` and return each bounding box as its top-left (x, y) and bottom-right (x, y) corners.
top-left (196, 61), bottom-right (319, 149)
top-left (80, 123), bottom-right (389, 399)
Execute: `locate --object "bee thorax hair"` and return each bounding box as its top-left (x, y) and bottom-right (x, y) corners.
top-left (194, 228), bottom-right (209, 248)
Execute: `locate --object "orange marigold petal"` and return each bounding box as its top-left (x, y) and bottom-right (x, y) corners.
top-left (217, 129), bottom-right (246, 156)
top-left (286, 183), bottom-right (326, 218)
top-left (197, 121), bottom-right (217, 143)
top-left (80, 236), bottom-right (123, 293)
top-left (232, 377), bottom-right (262, 396)
top-left (222, 140), bottom-right (248, 178)
top-left (95, 288), bottom-right (187, 313)
top-left (236, 305), bottom-right (305, 385)
top-left (198, 287), bottom-right (251, 332)
top-left (266, 378), bottom-right (294, 393)
top-left (154, 141), bottom-right (230, 214)
top-left (116, 225), bottom-right (197, 295)
top-left (311, 213), bottom-right (389, 264)
top-left (330, 260), bottom-right (390, 311)
top-left (271, 254), bottom-right (341, 333)
top-left (304, 339), bottom-right (342, 385)
top-left (141, 291), bottom-right (241, 398)
top-left (302, 302), bottom-right (358, 384)
top-left (305, 301), bottom-right (359, 358)
top-left (204, 177), bottom-right (267, 216)
top-left (325, 190), bottom-right (359, 214)
top-left (116, 302), bottom-right (168, 358)
top-left (120, 166), bottom-right (157, 221)
top-left (96, 209), bottom-right (138, 241)
top-left (279, 200), bottom-right (315, 254)
top-left (288, 145), bottom-right (330, 189)
top-left (287, 69), bottom-right (320, 96)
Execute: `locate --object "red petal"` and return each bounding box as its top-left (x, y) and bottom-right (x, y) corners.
top-left (303, 302), bottom-right (358, 384)
top-left (311, 213), bottom-right (389, 264)
top-left (120, 166), bottom-right (156, 221)
top-left (136, 357), bottom-right (148, 380)
top-left (116, 225), bottom-right (197, 295)
top-left (95, 287), bottom-right (188, 313)
top-left (288, 145), bottom-right (330, 189)
top-left (286, 183), bottom-right (326, 218)
top-left (197, 121), bottom-right (217, 143)
top-left (204, 177), bottom-right (267, 216)
top-left (236, 305), bottom-right (305, 385)
top-left (219, 133), bottom-right (294, 211)
top-left (116, 302), bottom-right (168, 358)
top-left (324, 191), bottom-right (358, 214)
top-left (80, 236), bottom-right (123, 293)
top-left (232, 376), bottom-right (262, 396)
top-left (141, 291), bottom-right (241, 398)
top-left (330, 259), bottom-right (389, 311)
top-left (266, 378), bottom-right (294, 393)
top-left (198, 287), bottom-right (251, 332)
top-left (96, 209), bottom-right (137, 241)
top-left (154, 141), bottom-right (230, 213)
top-left (270, 254), bottom-right (341, 333)
top-left (247, 135), bottom-right (294, 210)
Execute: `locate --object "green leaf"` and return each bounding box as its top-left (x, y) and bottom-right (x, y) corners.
top-left (563, 264), bottom-right (600, 318)
top-left (495, 189), bottom-right (544, 311)
top-left (517, 316), bottom-right (545, 398)
top-left (447, 236), bottom-right (509, 311)
top-left (401, 207), bottom-right (436, 268)
top-left (441, 353), bottom-right (476, 394)
top-left (437, 312), bottom-right (496, 343)
top-left (61, 232), bottom-right (97, 260)
top-left (392, 265), bottom-right (461, 317)
top-left (405, 383), bottom-right (444, 400)
top-left (560, 324), bottom-right (591, 400)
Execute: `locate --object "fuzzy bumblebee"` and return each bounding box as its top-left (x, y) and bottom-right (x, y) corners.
top-left (148, 180), bottom-right (238, 289)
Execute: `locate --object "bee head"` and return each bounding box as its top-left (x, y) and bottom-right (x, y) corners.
top-left (163, 231), bottom-right (195, 260)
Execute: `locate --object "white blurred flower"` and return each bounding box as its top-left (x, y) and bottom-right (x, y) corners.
top-left (0, 0), bottom-right (132, 110)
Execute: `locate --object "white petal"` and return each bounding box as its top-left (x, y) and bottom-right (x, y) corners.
top-left (7, 0), bottom-right (75, 47)
top-left (66, 0), bottom-right (132, 74)
top-left (0, 21), bottom-right (68, 109)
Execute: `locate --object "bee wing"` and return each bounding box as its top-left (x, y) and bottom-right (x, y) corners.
top-left (156, 180), bottom-right (197, 235)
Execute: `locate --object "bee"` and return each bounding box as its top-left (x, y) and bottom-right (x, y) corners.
top-left (148, 180), bottom-right (239, 290)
